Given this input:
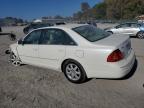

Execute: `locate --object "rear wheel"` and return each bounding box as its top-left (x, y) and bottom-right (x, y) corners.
top-left (62, 60), bottom-right (87, 83)
top-left (137, 31), bottom-right (144, 39)
top-left (107, 31), bottom-right (113, 35)
top-left (10, 52), bottom-right (21, 66)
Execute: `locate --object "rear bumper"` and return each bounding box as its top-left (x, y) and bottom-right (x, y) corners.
top-left (86, 49), bottom-right (136, 79)
top-left (117, 51), bottom-right (136, 78)
top-left (105, 49), bottom-right (136, 79)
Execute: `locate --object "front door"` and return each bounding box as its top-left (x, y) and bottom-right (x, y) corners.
top-left (17, 30), bottom-right (42, 65)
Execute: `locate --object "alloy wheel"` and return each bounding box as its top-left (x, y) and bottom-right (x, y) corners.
top-left (10, 53), bottom-right (21, 66)
top-left (65, 63), bottom-right (81, 81)
top-left (137, 32), bottom-right (144, 39)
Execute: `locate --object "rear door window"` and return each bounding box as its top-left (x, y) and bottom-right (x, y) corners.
top-left (40, 29), bottom-right (76, 45)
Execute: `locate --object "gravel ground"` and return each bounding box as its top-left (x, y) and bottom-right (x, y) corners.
top-left (0, 25), bottom-right (144, 108)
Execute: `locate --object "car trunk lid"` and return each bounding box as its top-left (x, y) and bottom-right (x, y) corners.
top-left (92, 34), bottom-right (131, 58)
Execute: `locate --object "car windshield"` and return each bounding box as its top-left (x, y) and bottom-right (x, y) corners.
top-left (73, 25), bottom-right (110, 42)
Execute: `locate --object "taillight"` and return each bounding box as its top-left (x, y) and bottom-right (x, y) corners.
top-left (107, 49), bottom-right (124, 62)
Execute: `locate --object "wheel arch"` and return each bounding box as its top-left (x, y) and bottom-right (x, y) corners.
top-left (61, 58), bottom-right (88, 83)
top-left (136, 31), bottom-right (141, 35)
top-left (136, 31), bottom-right (144, 39)
top-left (61, 58), bottom-right (85, 73)
top-left (61, 58), bottom-right (76, 72)
top-left (107, 31), bottom-right (113, 34)
top-left (136, 31), bottom-right (143, 35)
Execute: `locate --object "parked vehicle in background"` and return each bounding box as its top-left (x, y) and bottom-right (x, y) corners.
top-left (87, 21), bottom-right (97, 27)
top-left (55, 22), bottom-right (66, 25)
top-left (9, 24), bottom-right (136, 83)
top-left (23, 23), bottom-right (53, 34)
top-left (105, 22), bottom-right (144, 39)
top-left (0, 26), bottom-right (16, 41)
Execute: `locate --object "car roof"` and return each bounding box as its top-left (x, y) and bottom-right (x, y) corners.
top-left (36, 23), bottom-right (88, 30)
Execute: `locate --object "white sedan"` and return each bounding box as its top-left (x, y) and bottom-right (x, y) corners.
top-left (105, 22), bottom-right (144, 39)
top-left (9, 24), bottom-right (136, 83)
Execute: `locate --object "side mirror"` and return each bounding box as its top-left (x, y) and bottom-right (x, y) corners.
top-left (18, 39), bottom-right (24, 45)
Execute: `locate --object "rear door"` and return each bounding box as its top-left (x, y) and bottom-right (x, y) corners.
top-left (17, 30), bottom-right (42, 65)
top-left (38, 29), bottom-right (76, 69)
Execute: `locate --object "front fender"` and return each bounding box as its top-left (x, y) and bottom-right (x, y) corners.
top-left (10, 43), bottom-right (19, 57)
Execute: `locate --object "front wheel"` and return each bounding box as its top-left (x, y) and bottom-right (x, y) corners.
top-left (137, 31), bottom-right (144, 39)
top-left (107, 31), bottom-right (113, 35)
top-left (10, 52), bottom-right (21, 66)
top-left (63, 60), bottom-right (87, 83)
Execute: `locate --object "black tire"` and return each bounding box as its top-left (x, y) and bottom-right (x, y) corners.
top-left (62, 60), bottom-right (87, 84)
top-left (107, 31), bottom-right (113, 35)
top-left (137, 31), bottom-right (144, 39)
top-left (0, 27), bottom-right (2, 32)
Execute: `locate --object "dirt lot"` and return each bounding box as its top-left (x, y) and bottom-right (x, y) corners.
top-left (0, 25), bottom-right (144, 108)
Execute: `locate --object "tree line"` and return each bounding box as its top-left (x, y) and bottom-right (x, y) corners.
top-left (1, 0), bottom-right (144, 26)
top-left (0, 17), bottom-right (27, 26)
top-left (73, 0), bottom-right (144, 20)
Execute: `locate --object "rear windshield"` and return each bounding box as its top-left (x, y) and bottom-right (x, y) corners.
top-left (73, 25), bottom-right (110, 42)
